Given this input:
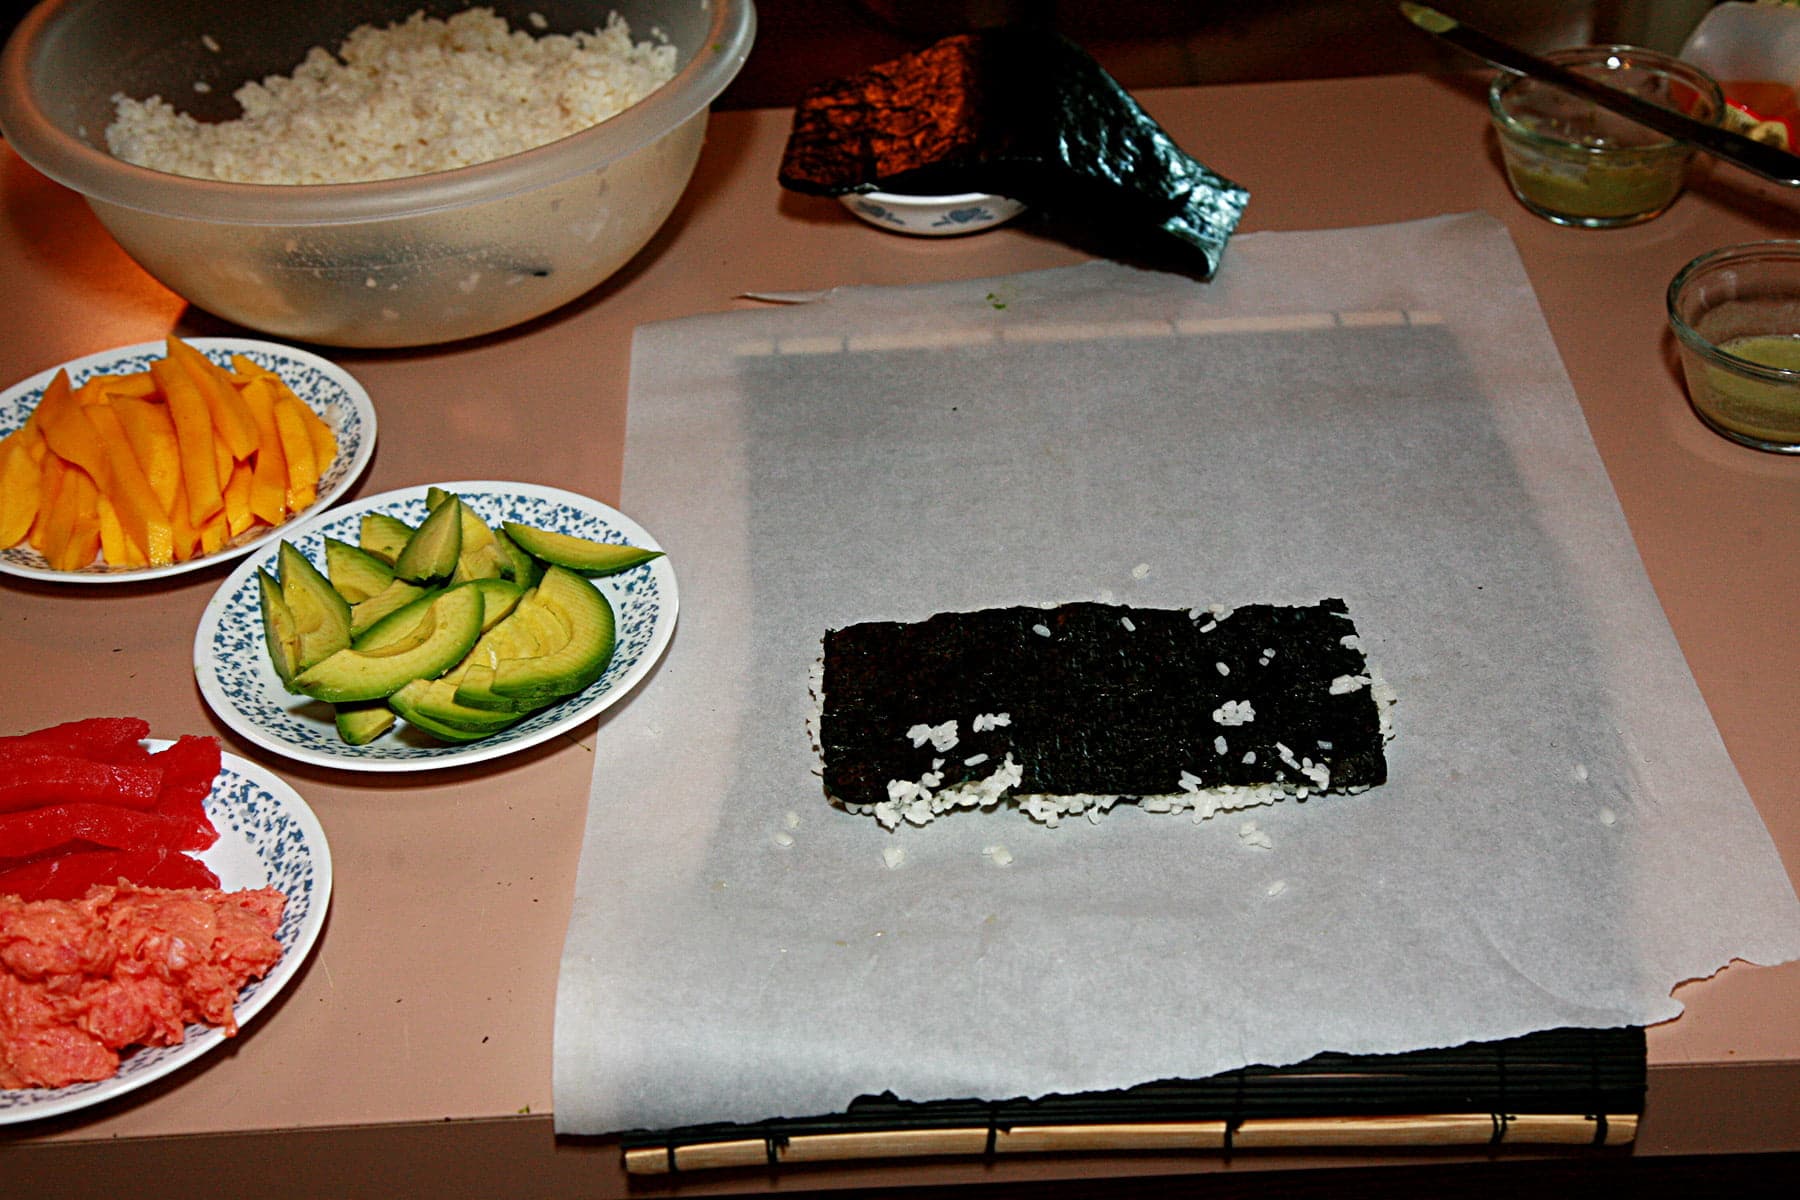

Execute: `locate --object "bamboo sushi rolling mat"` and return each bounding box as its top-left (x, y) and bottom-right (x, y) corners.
top-left (621, 1026), bottom-right (1645, 1173)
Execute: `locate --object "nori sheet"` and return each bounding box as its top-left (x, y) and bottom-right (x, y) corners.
top-left (819, 601), bottom-right (1386, 810)
top-left (777, 26), bottom-right (1249, 278)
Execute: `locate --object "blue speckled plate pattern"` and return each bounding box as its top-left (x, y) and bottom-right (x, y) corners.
top-left (193, 481), bottom-right (679, 772)
top-left (0, 741), bottom-right (331, 1124)
top-left (0, 338), bottom-right (376, 584)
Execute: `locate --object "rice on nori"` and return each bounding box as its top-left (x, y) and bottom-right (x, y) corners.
top-left (818, 601), bottom-right (1394, 829)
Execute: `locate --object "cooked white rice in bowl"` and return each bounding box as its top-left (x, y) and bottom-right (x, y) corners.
top-left (104, 7), bottom-right (677, 184)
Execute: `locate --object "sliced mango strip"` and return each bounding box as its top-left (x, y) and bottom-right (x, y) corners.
top-left (238, 376), bottom-right (290, 527)
top-left (167, 482), bottom-right (200, 563)
top-left (149, 356), bottom-right (223, 525)
top-left (83, 403), bottom-right (175, 566)
top-left (212, 426), bottom-right (235, 492)
top-left (27, 369), bottom-right (78, 436)
top-left (237, 356), bottom-right (338, 479)
top-left (29, 453), bottom-right (67, 553)
top-left (197, 505), bottom-right (229, 556)
top-left (75, 370), bottom-right (155, 406)
top-left (96, 493), bottom-right (130, 565)
top-left (167, 336), bottom-right (258, 461)
top-left (109, 395), bottom-right (182, 514)
top-left (298, 399), bottom-right (338, 475)
top-left (273, 395), bottom-right (319, 513)
top-left (0, 420), bottom-right (47, 461)
top-left (228, 353), bottom-right (275, 381)
top-left (222, 458), bottom-right (255, 539)
top-left (0, 436), bottom-right (43, 548)
top-left (68, 471), bottom-right (103, 570)
top-left (44, 462), bottom-right (99, 570)
top-left (37, 386), bottom-right (115, 495)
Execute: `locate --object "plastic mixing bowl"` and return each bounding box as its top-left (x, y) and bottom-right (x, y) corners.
top-left (0, 1), bottom-right (754, 347)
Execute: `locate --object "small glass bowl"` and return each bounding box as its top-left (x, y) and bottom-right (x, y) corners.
top-left (839, 190), bottom-right (1027, 237)
top-left (1668, 241), bottom-right (1800, 453)
top-left (1489, 45), bottom-right (1724, 228)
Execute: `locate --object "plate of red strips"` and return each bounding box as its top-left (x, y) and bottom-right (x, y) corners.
top-left (0, 716), bottom-right (330, 1122)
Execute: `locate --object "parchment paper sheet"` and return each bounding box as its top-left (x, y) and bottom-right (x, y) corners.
top-left (553, 213), bottom-right (1800, 1134)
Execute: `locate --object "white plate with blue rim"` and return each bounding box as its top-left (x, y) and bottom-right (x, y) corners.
top-left (839, 190), bottom-right (1028, 236)
top-left (0, 740), bottom-right (331, 1124)
top-left (0, 337), bottom-right (376, 584)
top-left (192, 481), bottom-right (678, 772)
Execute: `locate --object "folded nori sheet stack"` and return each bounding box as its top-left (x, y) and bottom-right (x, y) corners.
top-left (819, 600), bottom-right (1386, 813)
top-left (778, 26), bottom-right (1249, 278)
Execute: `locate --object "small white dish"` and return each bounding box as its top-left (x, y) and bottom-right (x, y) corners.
top-left (0, 742), bottom-right (331, 1124)
top-left (0, 337), bottom-right (376, 583)
top-left (839, 190), bottom-right (1027, 236)
top-left (193, 481), bottom-right (678, 772)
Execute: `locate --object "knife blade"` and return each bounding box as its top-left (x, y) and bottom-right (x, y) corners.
top-left (1400, 2), bottom-right (1800, 188)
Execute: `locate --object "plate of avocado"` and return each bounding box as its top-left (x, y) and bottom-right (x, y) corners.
top-left (192, 481), bottom-right (677, 771)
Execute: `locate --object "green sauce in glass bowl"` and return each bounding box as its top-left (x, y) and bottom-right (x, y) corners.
top-left (1690, 334), bottom-right (1800, 448)
top-left (1488, 46), bottom-right (1724, 229)
top-left (1500, 141), bottom-right (1688, 223)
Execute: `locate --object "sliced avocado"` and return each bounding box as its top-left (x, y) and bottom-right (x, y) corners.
top-left (451, 607), bottom-right (556, 709)
top-left (452, 547), bottom-right (508, 584)
top-left (392, 496), bottom-right (462, 584)
top-left (450, 552), bottom-right (502, 583)
top-left (334, 701), bottom-right (397, 745)
top-left (502, 594), bottom-right (573, 660)
top-left (385, 689), bottom-right (505, 743)
top-left (389, 677), bottom-right (524, 735)
top-left (457, 503), bottom-right (498, 550)
top-left (425, 496), bottom-right (506, 583)
top-left (466, 588), bottom-right (562, 654)
top-left (425, 485), bottom-right (454, 511)
top-left (451, 591), bottom-right (547, 660)
top-left (359, 512), bottom-right (415, 564)
top-left (353, 588), bottom-right (447, 651)
top-left (450, 609), bottom-right (541, 675)
top-left (474, 602), bottom-right (551, 661)
top-left (501, 521), bottom-right (663, 577)
top-left (324, 536), bottom-right (396, 604)
top-left (292, 583), bottom-right (485, 703)
top-left (507, 592), bottom-right (572, 646)
top-left (467, 577), bottom-right (524, 631)
top-left (358, 578), bottom-right (514, 652)
top-left (349, 578), bottom-right (430, 639)
top-left (441, 594), bottom-right (553, 712)
top-left (257, 567), bottom-right (301, 689)
top-left (494, 528), bottom-right (542, 588)
top-left (450, 663), bottom-right (531, 713)
top-left (489, 566), bottom-right (616, 707)
top-left (278, 541), bottom-right (352, 672)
